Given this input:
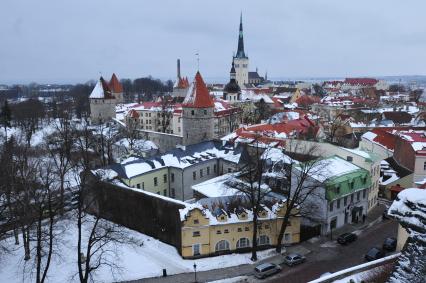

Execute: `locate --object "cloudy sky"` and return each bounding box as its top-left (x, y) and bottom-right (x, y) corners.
top-left (1, 0), bottom-right (425, 84)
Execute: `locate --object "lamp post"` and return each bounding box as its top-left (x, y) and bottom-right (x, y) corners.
top-left (193, 262), bottom-right (197, 283)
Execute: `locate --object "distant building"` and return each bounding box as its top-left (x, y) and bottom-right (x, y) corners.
top-left (89, 77), bottom-right (116, 124)
top-left (223, 61), bottom-right (241, 102)
top-left (233, 14), bottom-right (249, 88)
top-left (172, 59), bottom-right (190, 99)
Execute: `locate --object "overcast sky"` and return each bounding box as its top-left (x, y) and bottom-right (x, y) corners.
top-left (1, 0), bottom-right (426, 84)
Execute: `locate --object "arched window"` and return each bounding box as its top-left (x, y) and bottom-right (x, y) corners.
top-left (236, 238), bottom-right (250, 249)
top-left (257, 235), bottom-right (270, 246)
top-left (215, 240), bottom-right (230, 252)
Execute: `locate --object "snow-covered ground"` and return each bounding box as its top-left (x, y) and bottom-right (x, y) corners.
top-left (0, 217), bottom-right (275, 283)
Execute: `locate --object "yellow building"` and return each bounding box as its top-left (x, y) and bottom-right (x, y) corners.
top-left (180, 202), bottom-right (300, 258)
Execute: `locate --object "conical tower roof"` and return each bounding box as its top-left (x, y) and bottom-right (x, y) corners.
top-left (183, 72), bottom-right (214, 108)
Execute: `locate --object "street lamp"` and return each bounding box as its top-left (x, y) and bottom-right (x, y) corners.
top-left (193, 262), bottom-right (197, 283)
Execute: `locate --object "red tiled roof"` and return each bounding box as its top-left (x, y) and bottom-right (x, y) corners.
top-left (295, 95), bottom-right (320, 107)
top-left (344, 78), bottom-right (378, 85)
top-left (109, 73), bottom-right (123, 93)
top-left (177, 77), bottom-right (190, 89)
top-left (368, 128), bottom-right (398, 151)
top-left (183, 72), bottom-right (214, 108)
top-left (127, 109), bottom-right (140, 118)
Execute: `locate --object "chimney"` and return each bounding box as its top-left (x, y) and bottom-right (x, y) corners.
top-left (177, 59), bottom-right (181, 79)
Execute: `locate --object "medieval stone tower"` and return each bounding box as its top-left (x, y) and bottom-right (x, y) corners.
top-left (89, 77), bottom-right (116, 124)
top-left (233, 13), bottom-right (249, 88)
top-left (181, 72), bottom-right (214, 146)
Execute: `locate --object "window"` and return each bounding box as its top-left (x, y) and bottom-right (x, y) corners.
top-left (424, 161), bottom-right (426, 171)
top-left (215, 240), bottom-right (230, 252)
top-left (163, 189), bottom-right (167, 196)
top-left (204, 110), bottom-right (207, 115)
top-left (329, 201), bottom-right (334, 212)
top-left (171, 173), bottom-right (175, 182)
top-left (284, 233), bottom-right (291, 242)
top-left (337, 199), bottom-right (341, 209)
top-left (171, 188), bottom-right (175, 198)
top-left (193, 171), bottom-right (196, 180)
top-left (228, 168), bottom-right (232, 173)
top-left (214, 164), bottom-right (217, 173)
top-left (191, 110), bottom-right (195, 116)
top-left (136, 184), bottom-right (140, 189)
top-left (200, 169), bottom-right (203, 178)
top-left (163, 174), bottom-right (167, 183)
top-left (154, 177), bottom-right (158, 186)
top-left (245, 227), bottom-right (250, 231)
top-left (216, 230), bottom-right (222, 234)
top-left (363, 189), bottom-right (367, 198)
top-left (194, 219), bottom-right (199, 224)
top-left (237, 228), bottom-right (242, 232)
top-left (351, 194), bottom-right (354, 203)
top-left (258, 235), bottom-right (270, 246)
top-left (192, 231), bottom-right (200, 237)
top-left (224, 229), bottom-right (229, 234)
top-left (344, 196), bottom-right (348, 206)
top-left (335, 186), bottom-right (340, 194)
top-left (207, 167), bottom-right (210, 175)
top-left (193, 244), bottom-right (200, 256)
top-left (236, 238), bottom-right (250, 248)
top-left (357, 191), bottom-right (360, 201)
top-left (142, 182), bottom-right (145, 189)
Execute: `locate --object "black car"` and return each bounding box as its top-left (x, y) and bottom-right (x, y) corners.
top-left (337, 233), bottom-right (357, 245)
top-left (383, 237), bottom-right (397, 251)
top-left (365, 247), bottom-right (385, 261)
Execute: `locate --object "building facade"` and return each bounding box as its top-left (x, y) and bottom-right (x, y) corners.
top-left (180, 202), bottom-right (301, 258)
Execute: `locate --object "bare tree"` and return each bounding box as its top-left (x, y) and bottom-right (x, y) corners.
top-left (32, 159), bottom-right (61, 283)
top-left (274, 140), bottom-right (325, 253)
top-left (45, 114), bottom-right (74, 214)
top-left (159, 95), bottom-right (173, 133)
top-left (73, 119), bottom-right (136, 283)
top-left (227, 140), bottom-right (271, 261)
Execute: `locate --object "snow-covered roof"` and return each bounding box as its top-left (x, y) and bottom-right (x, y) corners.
top-left (191, 173), bottom-right (241, 198)
top-left (109, 141), bottom-right (243, 179)
top-left (303, 156), bottom-right (364, 183)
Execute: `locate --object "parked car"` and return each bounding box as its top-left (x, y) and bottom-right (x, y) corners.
top-left (383, 237), bottom-right (397, 251)
top-left (283, 253), bottom-right (306, 266)
top-left (365, 247), bottom-right (385, 261)
top-left (337, 232), bottom-right (358, 245)
top-left (254, 263), bottom-right (282, 279)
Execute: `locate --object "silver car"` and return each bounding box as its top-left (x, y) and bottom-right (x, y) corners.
top-left (283, 253), bottom-right (306, 266)
top-left (254, 263), bottom-right (282, 279)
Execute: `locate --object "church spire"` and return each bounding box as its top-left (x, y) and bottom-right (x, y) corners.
top-left (236, 12), bottom-right (246, 58)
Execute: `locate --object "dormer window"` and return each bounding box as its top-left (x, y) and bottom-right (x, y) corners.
top-left (220, 216), bottom-right (225, 221)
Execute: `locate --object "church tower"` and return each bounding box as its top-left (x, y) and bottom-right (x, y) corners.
top-left (182, 72), bottom-right (215, 146)
top-left (223, 61), bottom-right (241, 102)
top-left (233, 13), bottom-right (249, 88)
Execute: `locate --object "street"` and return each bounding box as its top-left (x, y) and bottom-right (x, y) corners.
top-left (265, 219), bottom-right (398, 283)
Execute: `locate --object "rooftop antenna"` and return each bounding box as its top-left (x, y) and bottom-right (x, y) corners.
top-left (195, 51), bottom-right (200, 71)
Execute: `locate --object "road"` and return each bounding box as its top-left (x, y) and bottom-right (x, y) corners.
top-left (265, 219), bottom-right (398, 283)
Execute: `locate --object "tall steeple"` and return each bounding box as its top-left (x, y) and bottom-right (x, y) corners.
top-left (236, 12), bottom-right (246, 58)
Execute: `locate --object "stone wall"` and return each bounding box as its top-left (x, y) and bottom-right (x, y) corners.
top-left (86, 174), bottom-right (185, 252)
top-left (139, 130), bottom-right (183, 152)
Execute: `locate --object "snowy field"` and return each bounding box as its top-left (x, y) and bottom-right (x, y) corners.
top-left (0, 217), bottom-right (275, 283)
